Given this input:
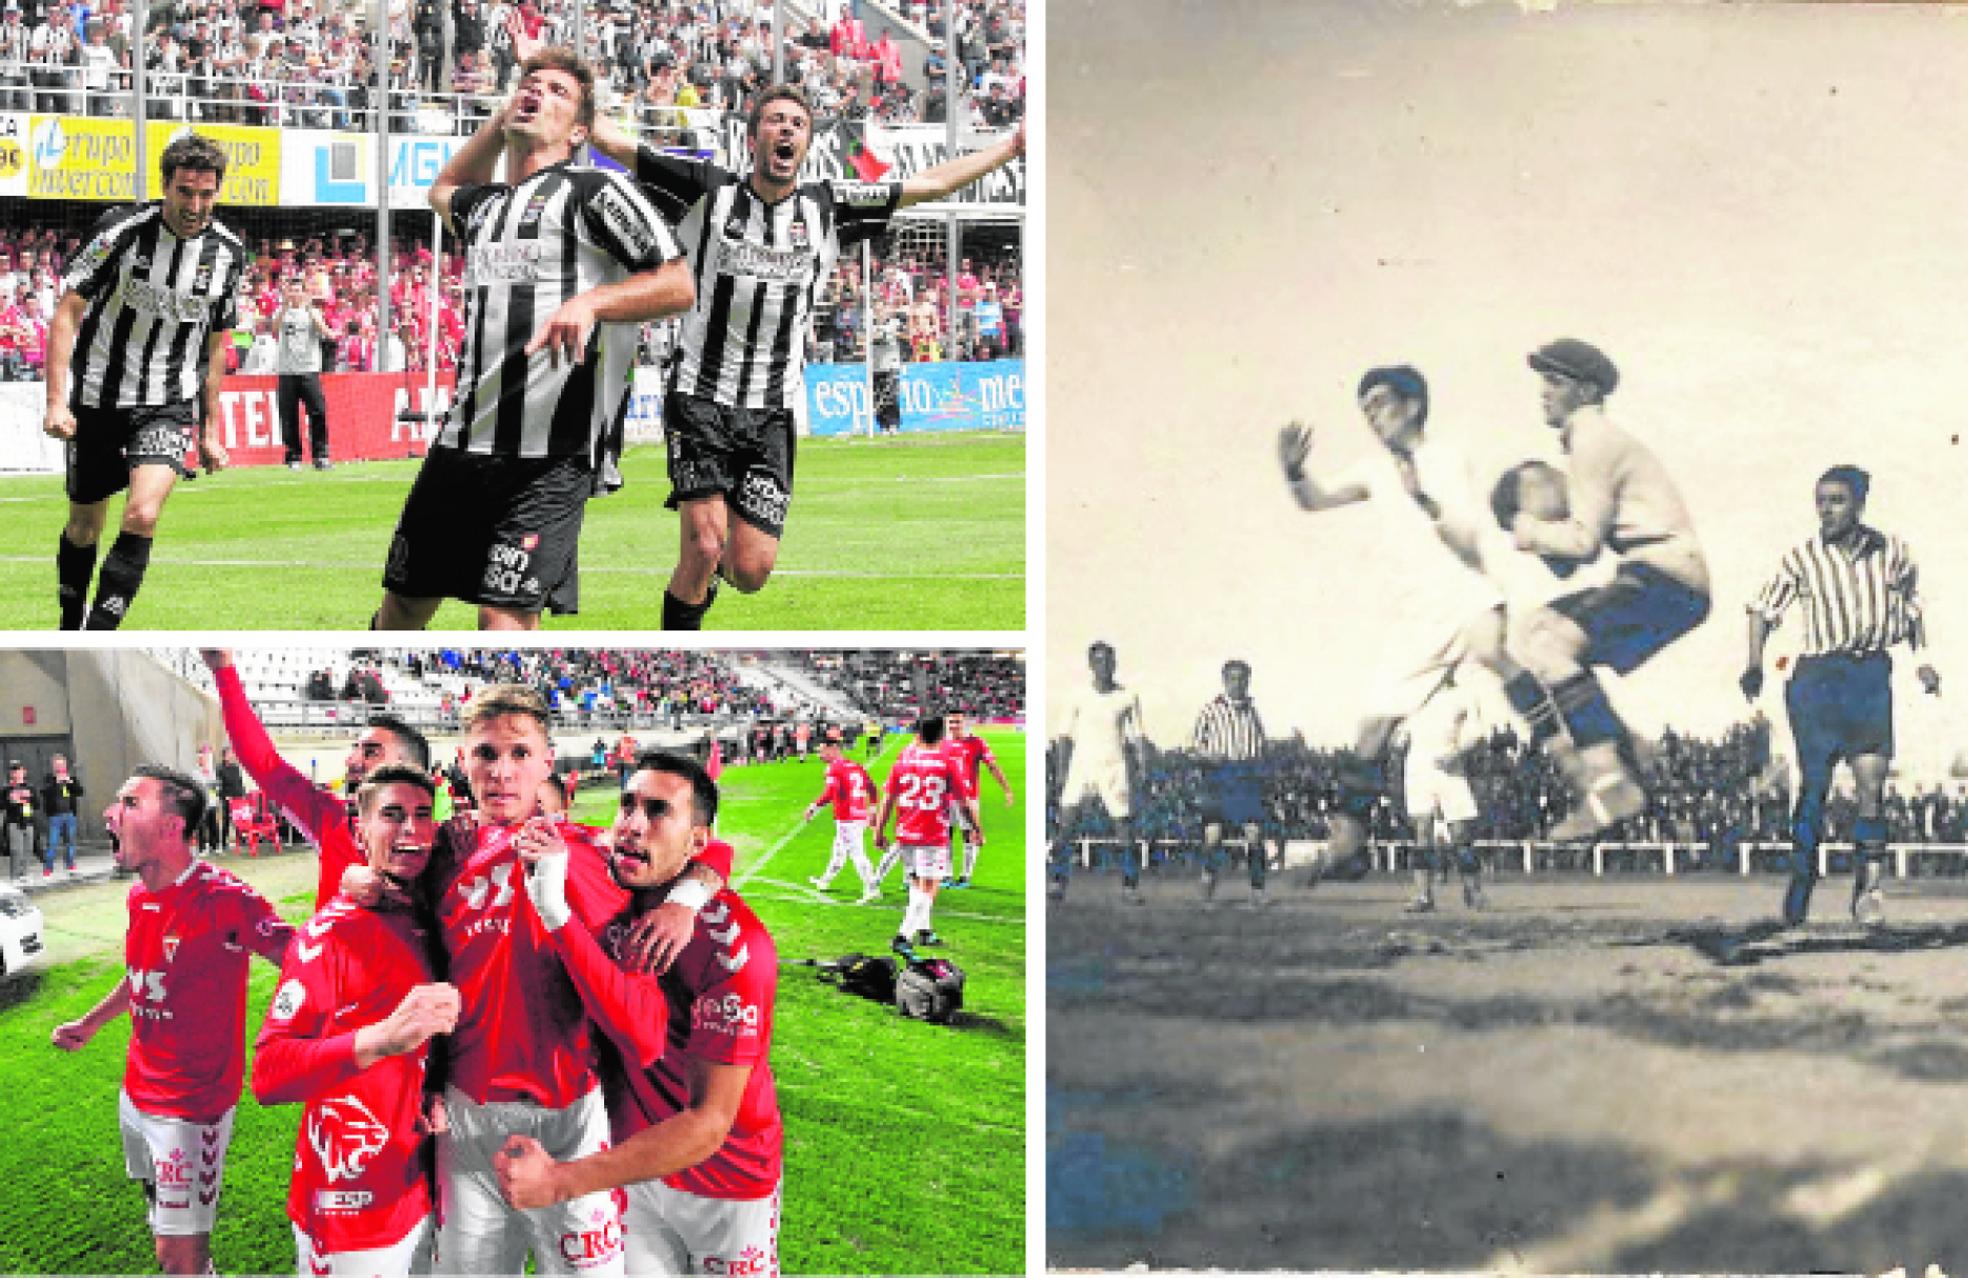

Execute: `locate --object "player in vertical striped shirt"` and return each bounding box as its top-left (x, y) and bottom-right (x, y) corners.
top-left (583, 88), bottom-right (1026, 628)
top-left (1190, 660), bottom-right (1274, 905)
top-left (1741, 465), bottom-right (1940, 928)
top-left (374, 46), bottom-right (694, 630)
top-left (42, 133), bottom-right (243, 630)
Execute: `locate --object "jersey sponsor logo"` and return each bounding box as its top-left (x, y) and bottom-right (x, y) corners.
top-left (307, 1095), bottom-right (390, 1184)
top-left (130, 422), bottom-right (190, 461)
top-left (738, 472), bottom-right (789, 528)
top-left (129, 966), bottom-right (168, 1003)
top-left (270, 978), bottom-right (307, 1021)
top-left (690, 992), bottom-right (761, 1039)
top-left (313, 1189), bottom-right (375, 1213)
top-left (467, 241), bottom-right (548, 286)
top-left (702, 1245), bottom-right (770, 1276)
top-left (591, 181), bottom-right (659, 262)
top-left (121, 276), bottom-right (211, 323)
top-left (482, 539), bottom-right (540, 600)
top-left (716, 236), bottom-right (815, 285)
top-left (461, 862), bottom-right (516, 911)
top-left (832, 180), bottom-right (892, 209)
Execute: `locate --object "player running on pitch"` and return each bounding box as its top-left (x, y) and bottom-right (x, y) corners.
top-left (1742, 464), bottom-right (1938, 928)
top-left (872, 715), bottom-right (982, 953)
top-left (1500, 339), bottom-right (1711, 839)
top-left (253, 766), bottom-right (459, 1276)
top-left (575, 77), bottom-right (1024, 628)
top-left (490, 752), bottom-right (784, 1278)
top-left (941, 711), bottom-right (1013, 890)
top-left (52, 766), bottom-right (294, 1276)
top-left (802, 728), bottom-right (879, 901)
top-left (1049, 641), bottom-right (1148, 903)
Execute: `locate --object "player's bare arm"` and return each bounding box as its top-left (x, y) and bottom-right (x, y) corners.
top-left (870, 790), bottom-right (897, 850)
top-left (897, 121), bottom-right (1024, 209)
top-left (1909, 615), bottom-right (1941, 695)
top-left (492, 1055), bottom-right (752, 1209)
top-left (197, 329), bottom-right (230, 471)
top-left (526, 258), bottom-right (695, 369)
top-left (51, 979), bottom-right (132, 1050)
top-left (351, 984), bottom-right (462, 1069)
top-left (584, 114), bottom-right (639, 169)
top-left (1277, 421), bottom-right (1369, 511)
top-left (985, 756), bottom-right (1014, 806)
top-left (40, 290), bottom-right (88, 440)
top-left (1741, 610), bottom-right (1774, 700)
top-left (429, 94), bottom-right (515, 234)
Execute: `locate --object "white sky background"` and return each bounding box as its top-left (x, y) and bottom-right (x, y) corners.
top-left (1047, 0), bottom-right (1968, 775)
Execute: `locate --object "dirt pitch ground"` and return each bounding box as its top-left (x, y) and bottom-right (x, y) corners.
top-left (1048, 870), bottom-right (1968, 1274)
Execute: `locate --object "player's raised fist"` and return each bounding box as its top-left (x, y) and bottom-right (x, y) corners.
top-left (51, 1018), bottom-right (94, 1051)
top-left (340, 863), bottom-right (385, 907)
top-left (1738, 667), bottom-right (1763, 702)
top-left (493, 1134), bottom-right (564, 1210)
top-left (378, 982), bottom-right (461, 1055)
top-left (1277, 421), bottom-right (1314, 480)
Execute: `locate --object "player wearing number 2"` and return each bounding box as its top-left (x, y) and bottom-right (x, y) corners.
top-left (872, 716), bottom-right (982, 955)
top-left (801, 729), bottom-right (878, 902)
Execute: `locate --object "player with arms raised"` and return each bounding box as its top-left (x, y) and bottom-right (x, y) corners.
top-left (491, 752), bottom-right (783, 1278)
top-left (801, 728), bottom-right (878, 901)
top-left (576, 80), bottom-right (1024, 628)
top-left (52, 766), bottom-right (294, 1275)
top-left (1049, 641), bottom-right (1148, 903)
top-left (253, 766), bottom-right (460, 1276)
top-left (873, 715), bottom-right (982, 953)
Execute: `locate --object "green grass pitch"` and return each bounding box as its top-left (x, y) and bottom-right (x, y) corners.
top-left (0, 730), bottom-right (1026, 1274)
top-left (0, 435), bottom-right (1024, 630)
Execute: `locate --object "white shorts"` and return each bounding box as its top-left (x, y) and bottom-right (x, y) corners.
top-left (1060, 757), bottom-right (1130, 820)
top-left (832, 820), bottom-right (867, 856)
top-left (1403, 758), bottom-right (1479, 830)
top-left (946, 802), bottom-right (978, 834)
top-left (623, 1177), bottom-right (781, 1278)
top-left (903, 843), bottom-right (952, 881)
top-left (1364, 626), bottom-right (1466, 725)
top-left (118, 1089), bottom-right (234, 1238)
top-left (295, 1213), bottom-right (435, 1277)
top-left (435, 1085), bottom-right (623, 1277)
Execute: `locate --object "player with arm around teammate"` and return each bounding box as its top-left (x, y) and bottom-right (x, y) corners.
top-left (1049, 641), bottom-right (1148, 903)
top-left (252, 766), bottom-right (461, 1276)
top-left (491, 751), bottom-right (784, 1278)
top-left (51, 766), bottom-right (295, 1276)
top-left (802, 728), bottom-right (879, 901)
top-left (943, 710), bottom-right (1013, 890)
top-left (1741, 464), bottom-right (1939, 928)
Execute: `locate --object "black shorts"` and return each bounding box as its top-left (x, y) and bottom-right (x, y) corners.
top-left (662, 391), bottom-right (796, 539)
top-left (66, 401), bottom-right (197, 505)
top-left (1200, 764), bottom-right (1267, 828)
top-left (382, 447), bottom-right (592, 615)
top-left (1787, 651), bottom-right (1894, 776)
top-left (1547, 563), bottom-right (1711, 676)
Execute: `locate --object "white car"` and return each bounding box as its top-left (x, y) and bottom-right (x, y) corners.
top-left (0, 885), bottom-right (45, 978)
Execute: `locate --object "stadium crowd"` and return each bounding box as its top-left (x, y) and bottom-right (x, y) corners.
top-left (1057, 719), bottom-right (1968, 869)
top-left (800, 650), bottom-right (1023, 721)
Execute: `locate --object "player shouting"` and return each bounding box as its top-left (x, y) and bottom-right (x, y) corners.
top-left (203, 648), bottom-right (432, 909)
top-left (802, 728), bottom-right (878, 902)
top-left (52, 766), bottom-right (294, 1276)
top-left (253, 766), bottom-right (459, 1276)
top-left (873, 715), bottom-right (982, 953)
top-left (491, 752), bottom-right (783, 1278)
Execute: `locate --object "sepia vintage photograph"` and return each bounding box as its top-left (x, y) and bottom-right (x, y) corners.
top-left (1047, 0), bottom-right (1968, 1271)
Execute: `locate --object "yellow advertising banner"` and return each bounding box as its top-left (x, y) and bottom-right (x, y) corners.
top-left (26, 117), bottom-right (281, 205)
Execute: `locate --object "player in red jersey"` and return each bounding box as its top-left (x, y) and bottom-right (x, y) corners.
top-left (397, 685), bottom-right (733, 1276)
top-left (939, 711), bottom-right (1013, 890)
top-left (873, 716), bottom-right (982, 954)
top-left (491, 751), bottom-right (783, 1278)
top-left (202, 648), bottom-right (433, 909)
top-left (52, 765), bottom-right (294, 1276)
top-left (253, 765), bottom-right (460, 1277)
top-left (801, 728), bottom-right (878, 902)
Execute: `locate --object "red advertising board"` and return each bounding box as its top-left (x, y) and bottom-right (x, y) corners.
top-left (206, 372), bottom-right (457, 465)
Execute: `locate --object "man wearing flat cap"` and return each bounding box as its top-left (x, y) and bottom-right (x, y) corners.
top-left (1500, 338), bottom-right (1711, 841)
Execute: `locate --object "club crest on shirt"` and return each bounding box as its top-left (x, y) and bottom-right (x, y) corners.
top-left (788, 217), bottom-right (810, 250)
top-left (162, 935), bottom-right (180, 963)
top-left (194, 262), bottom-right (214, 293)
top-left (521, 187), bottom-right (552, 228)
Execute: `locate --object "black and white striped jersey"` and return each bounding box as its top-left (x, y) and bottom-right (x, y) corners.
top-left (1751, 526), bottom-right (1923, 658)
top-left (440, 161), bottom-right (682, 473)
top-left (635, 147), bottom-right (901, 410)
top-left (61, 203), bottom-right (245, 411)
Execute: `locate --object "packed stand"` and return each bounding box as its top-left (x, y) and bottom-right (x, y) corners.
top-left (0, 228), bottom-right (66, 380)
top-left (796, 651), bottom-right (1023, 721)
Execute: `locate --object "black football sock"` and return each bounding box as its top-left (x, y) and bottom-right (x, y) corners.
top-left (662, 586), bottom-right (716, 630)
top-left (84, 531), bottom-right (153, 630)
top-left (56, 533), bottom-right (98, 631)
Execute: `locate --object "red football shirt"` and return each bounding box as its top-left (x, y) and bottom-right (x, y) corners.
top-left (884, 743), bottom-right (971, 847)
top-left (124, 861), bottom-right (294, 1120)
top-left (815, 759), bottom-right (875, 822)
top-left (595, 888), bottom-right (781, 1200)
top-left (253, 899), bottom-right (440, 1254)
top-left (215, 664), bottom-right (360, 910)
top-left (944, 734), bottom-right (995, 791)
